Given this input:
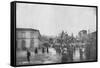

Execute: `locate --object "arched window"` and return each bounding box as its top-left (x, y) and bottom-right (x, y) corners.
top-left (30, 39), bottom-right (34, 48)
top-left (42, 47), bottom-right (45, 53)
top-left (47, 47), bottom-right (49, 53)
top-left (22, 40), bottom-right (26, 50)
top-left (35, 48), bottom-right (38, 54)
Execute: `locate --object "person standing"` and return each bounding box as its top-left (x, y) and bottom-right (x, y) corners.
top-left (27, 50), bottom-right (31, 63)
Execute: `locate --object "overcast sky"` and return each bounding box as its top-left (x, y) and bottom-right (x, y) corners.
top-left (16, 3), bottom-right (96, 36)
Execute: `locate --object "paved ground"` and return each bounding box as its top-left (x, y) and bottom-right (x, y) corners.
top-left (16, 52), bottom-right (62, 65)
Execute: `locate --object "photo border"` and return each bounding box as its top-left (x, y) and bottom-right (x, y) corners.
top-left (10, 1), bottom-right (98, 67)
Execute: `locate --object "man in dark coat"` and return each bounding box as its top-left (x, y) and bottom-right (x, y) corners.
top-left (27, 50), bottom-right (31, 63)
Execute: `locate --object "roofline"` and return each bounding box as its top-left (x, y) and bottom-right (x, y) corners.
top-left (16, 28), bottom-right (39, 31)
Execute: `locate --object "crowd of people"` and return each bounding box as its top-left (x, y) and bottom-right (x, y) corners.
top-left (24, 31), bottom-right (96, 63)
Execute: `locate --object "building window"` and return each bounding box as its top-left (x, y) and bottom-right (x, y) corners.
top-left (47, 47), bottom-right (49, 53)
top-left (30, 39), bottom-right (34, 48)
top-left (35, 48), bottom-right (38, 54)
top-left (42, 47), bottom-right (45, 53)
top-left (21, 31), bottom-right (26, 38)
top-left (22, 40), bottom-right (26, 50)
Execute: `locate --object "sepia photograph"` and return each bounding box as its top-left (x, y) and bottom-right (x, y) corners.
top-left (11, 1), bottom-right (97, 66)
